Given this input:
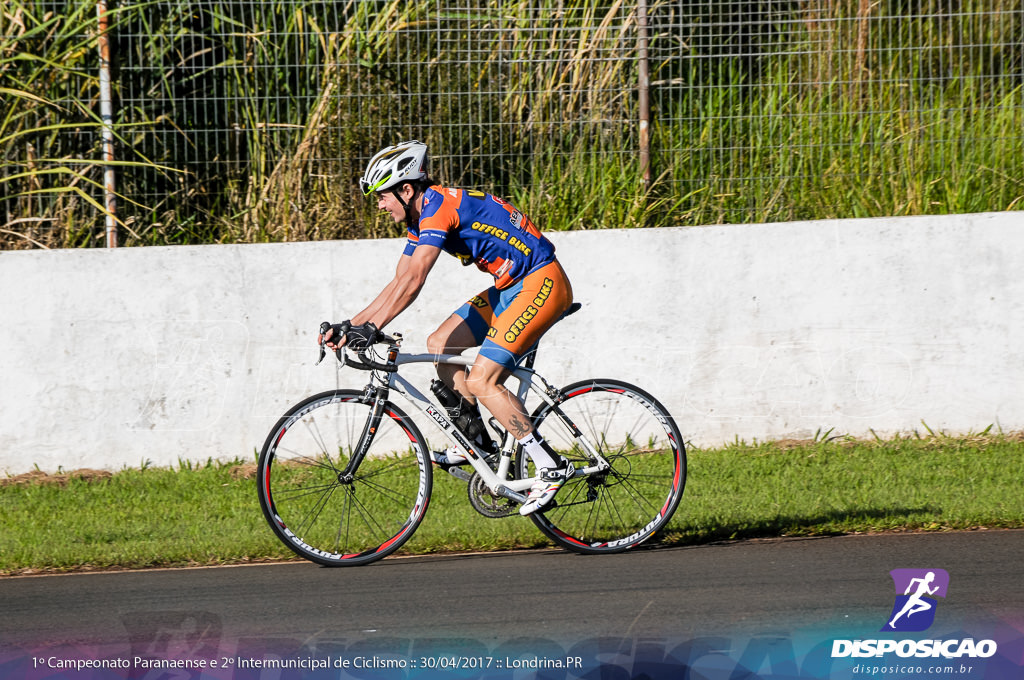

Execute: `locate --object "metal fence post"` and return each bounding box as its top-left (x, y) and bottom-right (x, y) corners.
top-left (637, 0), bottom-right (652, 193)
top-left (97, 0), bottom-right (117, 248)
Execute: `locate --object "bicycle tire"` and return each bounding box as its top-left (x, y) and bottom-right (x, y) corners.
top-left (257, 389), bottom-right (432, 566)
top-left (516, 379), bottom-right (686, 554)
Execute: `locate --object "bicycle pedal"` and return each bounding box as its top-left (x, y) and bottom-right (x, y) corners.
top-left (519, 498), bottom-right (558, 516)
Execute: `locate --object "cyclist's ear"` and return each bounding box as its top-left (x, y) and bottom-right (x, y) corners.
top-left (396, 182), bottom-right (416, 202)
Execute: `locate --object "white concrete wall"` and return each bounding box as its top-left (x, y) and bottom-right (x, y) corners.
top-left (1, 212), bottom-right (1021, 474)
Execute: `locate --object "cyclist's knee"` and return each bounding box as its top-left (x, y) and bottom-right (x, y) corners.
top-left (427, 316), bottom-right (476, 356)
top-left (465, 359), bottom-right (510, 401)
top-left (426, 328), bottom-right (448, 356)
top-left (426, 326), bottom-right (461, 356)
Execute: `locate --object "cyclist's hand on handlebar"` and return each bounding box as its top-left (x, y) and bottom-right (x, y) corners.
top-left (344, 322), bottom-right (382, 350)
top-left (319, 320), bottom-right (351, 350)
top-left (318, 320), bottom-right (382, 351)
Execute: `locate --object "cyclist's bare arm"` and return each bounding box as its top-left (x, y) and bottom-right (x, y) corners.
top-left (326, 245), bottom-right (442, 347)
top-left (355, 245), bottom-right (442, 327)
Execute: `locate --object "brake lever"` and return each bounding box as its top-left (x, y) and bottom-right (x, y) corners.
top-left (316, 321), bottom-right (340, 365)
top-left (316, 322), bottom-right (328, 365)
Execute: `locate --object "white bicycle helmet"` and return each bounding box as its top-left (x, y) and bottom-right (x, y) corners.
top-left (359, 140), bottom-right (429, 195)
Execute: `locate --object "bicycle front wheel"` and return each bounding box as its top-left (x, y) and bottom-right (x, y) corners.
top-left (517, 379), bottom-right (686, 554)
top-left (257, 390), bottom-right (432, 566)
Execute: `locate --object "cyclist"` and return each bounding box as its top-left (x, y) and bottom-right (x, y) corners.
top-left (321, 140), bottom-right (574, 515)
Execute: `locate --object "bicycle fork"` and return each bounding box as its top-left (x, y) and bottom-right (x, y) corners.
top-left (337, 384), bottom-right (391, 482)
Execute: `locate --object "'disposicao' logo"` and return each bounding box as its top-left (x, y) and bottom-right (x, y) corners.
top-left (881, 568), bottom-right (950, 632)
top-left (832, 567), bottom-right (997, 660)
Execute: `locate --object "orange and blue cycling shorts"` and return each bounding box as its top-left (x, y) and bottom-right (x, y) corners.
top-left (454, 260), bottom-right (573, 370)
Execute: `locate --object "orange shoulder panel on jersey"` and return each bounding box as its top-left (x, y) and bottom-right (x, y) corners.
top-left (419, 186), bottom-right (463, 234)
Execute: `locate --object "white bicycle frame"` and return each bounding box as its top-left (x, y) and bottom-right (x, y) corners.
top-left (384, 351), bottom-right (611, 503)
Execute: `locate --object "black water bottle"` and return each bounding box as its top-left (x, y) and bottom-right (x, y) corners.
top-left (430, 379), bottom-right (463, 416)
top-left (430, 379), bottom-right (484, 437)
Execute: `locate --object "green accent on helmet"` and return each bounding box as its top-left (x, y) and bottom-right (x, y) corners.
top-left (362, 174), bottom-right (391, 195)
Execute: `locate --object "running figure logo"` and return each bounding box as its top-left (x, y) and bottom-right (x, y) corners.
top-left (882, 569), bottom-right (950, 632)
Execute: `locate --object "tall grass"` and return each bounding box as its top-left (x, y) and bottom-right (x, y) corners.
top-left (653, 0), bottom-right (1024, 223)
top-left (661, 72), bottom-right (1024, 224)
top-left (1, 3), bottom-right (110, 247)
top-left (2, 0), bottom-right (1021, 249)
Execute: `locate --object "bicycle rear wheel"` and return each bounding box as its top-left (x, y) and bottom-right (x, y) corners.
top-left (517, 379), bottom-right (686, 554)
top-left (257, 389), bottom-right (432, 566)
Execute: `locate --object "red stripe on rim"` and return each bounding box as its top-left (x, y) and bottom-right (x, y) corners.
top-left (566, 385), bottom-right (624, 398)
top-left (265, 425), bottom-right (290, 506)
top-left (657, 435), bottom-right (682, 515)
top-left (378, 522), bottom-right (413, 552)
top-left (661, 462), bottom-right (682, 514)
top-left (549, 526), bottom-right (591, 547)
top-left (386, 411), bottom-right (418, 440)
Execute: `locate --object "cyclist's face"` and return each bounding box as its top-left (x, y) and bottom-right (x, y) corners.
top-left (376, 191), bottom-right (405, 223)
top-left (376, 183), bottom-right (417, 223)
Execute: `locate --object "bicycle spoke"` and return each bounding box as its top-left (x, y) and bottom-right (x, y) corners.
top-left (606, 462), bottom-right (671, 503)
top-left (273, 447), bottom-right (342, 474)
top-left (339, 485), bottom-right (392, 549)
top-left (609, 477), bottom-right (660, 521)
top-left (270, 479), bottom-right (340, 504)
top-left (293, 481), bottom-right (339, 538)
top-left (302, 417), bottom-right (336, 465)
top-left (355, 455), bottom-right (417, 483)
top-left (355, 474), bottom-right (418, 509)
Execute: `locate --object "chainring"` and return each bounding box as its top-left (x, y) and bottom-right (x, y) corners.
top-left (467, 471), bottom-right (518, 518)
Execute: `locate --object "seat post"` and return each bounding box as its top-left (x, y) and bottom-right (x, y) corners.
top-left (522, 345), bottom-right (538, 370)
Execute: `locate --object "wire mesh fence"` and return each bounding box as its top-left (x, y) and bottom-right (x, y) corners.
top-left (2, 0), bottom-right (1022, 248)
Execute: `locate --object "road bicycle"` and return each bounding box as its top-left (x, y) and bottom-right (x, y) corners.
top-left (257, 305), bottom-right (687, 566)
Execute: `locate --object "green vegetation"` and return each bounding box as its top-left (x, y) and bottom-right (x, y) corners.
top-left (2, 0), bottom-right (1022, 248)
top-left (2, 432), bottom-right (1021, 575)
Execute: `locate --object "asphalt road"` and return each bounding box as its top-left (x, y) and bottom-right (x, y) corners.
top-left (2, 530), bottom-right (1021, 655)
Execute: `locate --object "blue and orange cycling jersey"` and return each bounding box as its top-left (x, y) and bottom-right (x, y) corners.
top-left (402, 186), bottom-right (556, 289)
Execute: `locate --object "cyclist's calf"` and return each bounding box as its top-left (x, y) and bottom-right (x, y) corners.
top-left (464, 360), bottom-right (534, 439)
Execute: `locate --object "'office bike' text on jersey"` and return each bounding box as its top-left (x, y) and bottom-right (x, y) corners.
top-left (403, 186), bottom-right (556, 290)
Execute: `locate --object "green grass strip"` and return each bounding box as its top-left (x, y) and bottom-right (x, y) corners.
top-left (2, 433), bottom-right (1022, 575)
